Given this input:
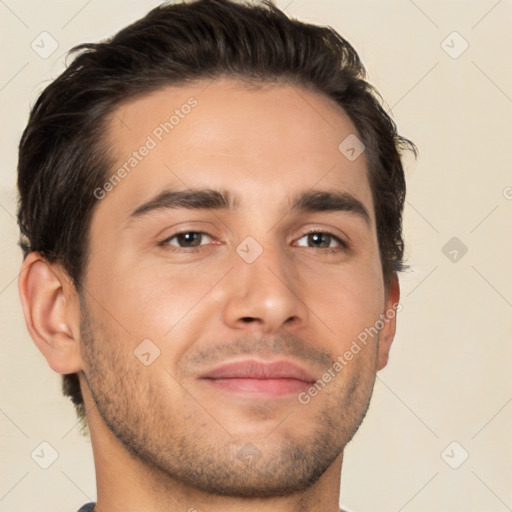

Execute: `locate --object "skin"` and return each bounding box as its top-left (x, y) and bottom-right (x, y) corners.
top-left (19, 77), bottom-right (399, 512)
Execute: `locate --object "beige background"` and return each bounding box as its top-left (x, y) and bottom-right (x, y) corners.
top-left (1, 1), bottom-right (511, 511)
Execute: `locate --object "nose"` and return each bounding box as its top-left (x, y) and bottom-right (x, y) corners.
top-left (222, 243), bottom-right (310, 334)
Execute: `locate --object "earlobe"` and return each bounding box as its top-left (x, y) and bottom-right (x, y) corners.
top-left (18, 253), bottom-right (83, 374)
top-left (376, 274), bottom-right (400, 371)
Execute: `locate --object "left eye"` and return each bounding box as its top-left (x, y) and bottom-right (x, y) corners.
top-left (162, 231), bottom-right (213, 248)
top-left (296, 232), bottom-right (344, 249)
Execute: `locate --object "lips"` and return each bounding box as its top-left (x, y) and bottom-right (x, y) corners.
top-left (199, 359), bottom-right (316, 382)
top-left (199, 359), bottom-right (317, 396)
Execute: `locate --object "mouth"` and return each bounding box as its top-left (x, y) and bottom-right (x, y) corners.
top-left (198, 359), bottom-right (317, 397)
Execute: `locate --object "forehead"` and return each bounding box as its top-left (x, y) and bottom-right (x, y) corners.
top-left (98, 77), bottom-right (373, 222)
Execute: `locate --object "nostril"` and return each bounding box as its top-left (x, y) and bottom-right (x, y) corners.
top-left (241, 317), bottom-right (256, 323)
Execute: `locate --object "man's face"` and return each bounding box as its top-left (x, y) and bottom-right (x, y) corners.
top-left (78, 78), bottom-right (397, 497)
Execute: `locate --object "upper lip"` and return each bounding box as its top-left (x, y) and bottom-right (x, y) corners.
top-left (199, 359), bottom-right (317, 383)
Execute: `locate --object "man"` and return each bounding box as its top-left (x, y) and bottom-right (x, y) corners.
top-left (17, 1), bottom-right (416, 511)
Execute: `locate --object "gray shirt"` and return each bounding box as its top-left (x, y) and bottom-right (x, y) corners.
top-left (77, 504), bottom-right (95, 512)
top-left (77, 503), bottom-right (351, 511)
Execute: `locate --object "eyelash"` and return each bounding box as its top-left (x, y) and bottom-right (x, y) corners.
top-left (158, 229), bottom-right (348, 254)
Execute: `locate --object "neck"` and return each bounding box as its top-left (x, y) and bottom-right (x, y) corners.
top-left (87, 406), bottom-right (344, 512)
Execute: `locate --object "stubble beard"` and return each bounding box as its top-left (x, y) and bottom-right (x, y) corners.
top-left (79, 300), bottom-right (378, 498)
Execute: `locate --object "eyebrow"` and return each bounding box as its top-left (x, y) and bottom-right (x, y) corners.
top-left (125, 187), bottom-right (371, 227)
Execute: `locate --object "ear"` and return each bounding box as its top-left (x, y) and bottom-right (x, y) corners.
top-left (376, 273), bottom-right (400, 371)
top-left (18, 252), bottom-right (83, 374)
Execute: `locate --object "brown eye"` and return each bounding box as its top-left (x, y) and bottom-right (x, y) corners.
top-left (296, 232), bottom-right (345, 250)
top-left (162, 232), bottom-right (213, 248)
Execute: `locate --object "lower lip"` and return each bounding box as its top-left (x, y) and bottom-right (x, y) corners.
top-left (203, 378), bottom-right (312, 396)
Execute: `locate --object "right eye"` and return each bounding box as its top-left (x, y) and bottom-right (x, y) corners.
top-left (159, 231), bottom-right (214, 250)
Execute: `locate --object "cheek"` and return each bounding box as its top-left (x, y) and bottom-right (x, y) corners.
top-left (89, 261), bottom-right (228, 344)
top-left (305, 262), bottom-right (385, 345)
